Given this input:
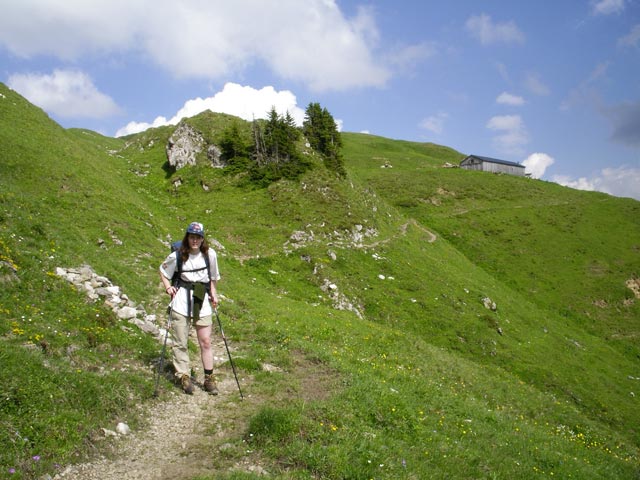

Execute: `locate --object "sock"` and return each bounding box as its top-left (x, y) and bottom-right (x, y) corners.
top-left (204, 369), bottom-right (213, 375)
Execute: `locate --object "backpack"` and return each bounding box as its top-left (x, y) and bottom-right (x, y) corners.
top-left (170, 241), bottom-right (211, 287)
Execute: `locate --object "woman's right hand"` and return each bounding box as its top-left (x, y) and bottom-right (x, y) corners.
top-left (166, 286), bottom-right (176, 298)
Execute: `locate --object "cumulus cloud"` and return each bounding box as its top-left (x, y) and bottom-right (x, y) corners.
top-left (465, 14), bottom-right (525, 46)
top-left (115, 82), bottom-right (306, 137)
top-left (419, 112), bottom-right (449, 135)
top-left (0, 0), bottom-right (391, 92)
top-left (553, 165), bottom-right (640, 200)
top-left (522, 152), bottom-right (554, 178)
top-left (0, 1), bottom-right (144, 59)
top-left (591, 0), bottom-right (625, 16)
top-left (496, 92), bottom-right (525, 106)
top-left (486, 115), bottom-right (529, 155)
top-left (553, 175), bottom-right (598, 192)
top-left (7, 69), bottom-right (121, 118)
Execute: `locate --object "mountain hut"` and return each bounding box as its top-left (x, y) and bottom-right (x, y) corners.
top-left (460, 155), bottom-right (526, 176)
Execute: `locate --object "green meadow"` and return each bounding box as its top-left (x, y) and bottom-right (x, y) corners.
top-left (1, 82), bottom-right (638, 479)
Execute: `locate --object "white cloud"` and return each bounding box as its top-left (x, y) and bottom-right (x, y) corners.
top-left (524, 72), bottom-right (550, 96)
top-left (385, 41), bottom-right (439, 73)
top-left (553, 165), bottom-right (640, 200)
top-left (465, 14), bottom-right (525, 46)
top-left (553, 175), bottom-right (598, 191)
top-left (486, 114), bottom-right (529, 155)
top-left (591, 0), bottom-right (625, 16)
top-left (0, 1), bottom-right (144, 59)
top-left (115, 82), bottom-right (307, 137)
top-left (496, 92), bottom-right (525, 106)
top-left (419, 112), bottom-right (449, 135)
top-left (7, 69), bottom-right (121, 118)
top-left (618, 24), bottom-right (640, 48)
top-left (522, 152), bottom-right (555, 178)
top-left (487, 115), bottom-right (522, 131)
top-left (0, 0), bottom-right (390, 92)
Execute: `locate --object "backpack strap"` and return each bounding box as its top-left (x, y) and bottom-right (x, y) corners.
top-left (171, 251), bottom-right (212, 287)
top-left (204, 253), bottom-right (211, 283)
top-left (171, 252), bottom-right (182, 287)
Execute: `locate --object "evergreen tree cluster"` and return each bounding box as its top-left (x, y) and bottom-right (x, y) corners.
top-left (302, 102), bottom-right (346, 177)
top-left (218, 102), bottom-right (345, 185)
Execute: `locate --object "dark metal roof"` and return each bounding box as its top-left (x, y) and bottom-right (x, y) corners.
top-left (462, 155), bottom-right (525, 168)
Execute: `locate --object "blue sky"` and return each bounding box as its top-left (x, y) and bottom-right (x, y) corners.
top-left (1, 0), bottom-right (639, 199)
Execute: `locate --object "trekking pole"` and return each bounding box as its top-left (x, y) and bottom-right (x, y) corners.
top-left (214, 307), bottom-right (244, 399)
top-left (153, 304), bottom-right (173, 398)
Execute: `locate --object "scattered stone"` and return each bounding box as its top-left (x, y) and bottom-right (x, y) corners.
top-left (593, 299), bottom-right (608, 308)
top-left (482, 297), bottom-right (497, 311)
top-left (319, 278), bottom-right (363, 318)
top-left (626, 277), bottom-right (640, 299)
top-left (247, 465), bottom-right (269, 476)
top-left (117, 307), bottom-right (138, 320)
top-left (261, 363), bottom-right (283, 373)
top-left (55, 265), bottom-right (165, 344)
top-left (283, 224), bottom-right (378, 253)
top-left (0, 260), bottom-right (19, 284)
top-left (116, 423), bottom-right (131, 435)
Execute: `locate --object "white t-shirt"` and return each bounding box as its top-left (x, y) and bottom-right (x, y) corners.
top-left (160, 249), bottom-right (221, 318)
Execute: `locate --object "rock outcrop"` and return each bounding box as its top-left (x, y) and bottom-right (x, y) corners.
top-left (166, 122), bottom-right (204, 170)
top-left (55, 265), bottom-right (163, 341)
top-left (166, 121), bottom-right (226, 170)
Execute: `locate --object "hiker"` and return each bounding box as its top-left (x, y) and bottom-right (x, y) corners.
top-left (159, 222), bottom-right (221, 395)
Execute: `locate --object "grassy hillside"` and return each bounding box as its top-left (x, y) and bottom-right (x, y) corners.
top-left (343, 132), bottom-right (639, 346)
top-left (1, 82), bottom-right (639, 479)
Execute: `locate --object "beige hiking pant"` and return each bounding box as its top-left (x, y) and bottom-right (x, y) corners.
top-left (170, 310), bottom-right (212, 377)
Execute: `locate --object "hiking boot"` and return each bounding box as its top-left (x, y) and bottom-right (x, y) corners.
top-left (181, 374), bottom-right (194, 395)
top-left (203, 374), bottom-right (219, 395)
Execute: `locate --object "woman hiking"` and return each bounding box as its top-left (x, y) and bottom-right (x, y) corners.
top-left (159, 222), bottom-right (221, 395)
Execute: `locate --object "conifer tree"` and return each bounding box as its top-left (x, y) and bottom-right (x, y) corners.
top-left (219, 121), bottom-right (249, 160)
top-left (247, 107), bottom-right (308, 184)
top-left (303, 102), bottom-right (346, 177)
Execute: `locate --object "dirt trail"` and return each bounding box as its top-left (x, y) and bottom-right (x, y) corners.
top-left (54, 339), bottom-right (250, 480)
top-left (50, 219), bottom-right (437, 479)
top-left (363, 219), bottom-right (437, 249)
